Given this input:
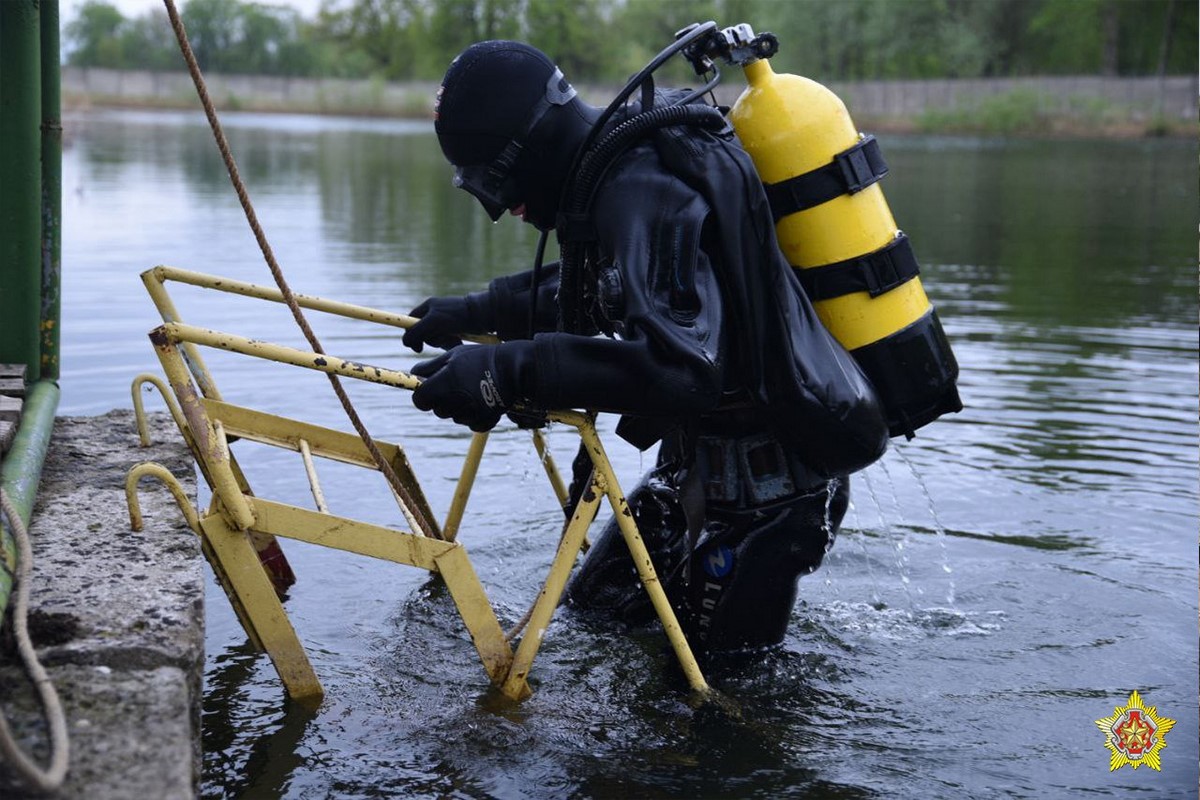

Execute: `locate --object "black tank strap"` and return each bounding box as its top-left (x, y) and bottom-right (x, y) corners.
top-left (795, 232), bottom-right (920, 301)
top-left (763, 134), bottom-right (888, 221)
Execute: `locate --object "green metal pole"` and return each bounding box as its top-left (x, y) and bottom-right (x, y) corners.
top-left (41, 0), bottom-right (62, 382)
top-left (0, 381), bottom-right (59, 613)
top-left (0, 0), bottom-right (43, 382)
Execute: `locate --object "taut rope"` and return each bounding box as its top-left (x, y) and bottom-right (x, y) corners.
top-left (162, 0), bottom-right (440, 540)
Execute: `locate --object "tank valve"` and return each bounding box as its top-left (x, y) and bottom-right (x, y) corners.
top-left (677, 22), bottom-right (779, 74)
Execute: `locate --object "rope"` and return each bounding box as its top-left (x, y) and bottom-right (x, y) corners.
top-left (161, 0), bottom-right (441, 540)
top-left (0, 487), bottom-right (69, 793)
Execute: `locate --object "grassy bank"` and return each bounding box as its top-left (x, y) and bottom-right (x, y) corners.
top-left (906, 87), bottom-right (1195, 137)
top-left (63, 69), bottom-right (1197, 139)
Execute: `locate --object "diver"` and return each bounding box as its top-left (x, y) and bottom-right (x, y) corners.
top-left (403, 39), bottom-right (892, 653)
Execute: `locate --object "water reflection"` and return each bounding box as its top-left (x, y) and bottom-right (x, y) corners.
top-left (310, 123), bottom-right (540, 291)
top-left (888, 137), bottom-right (1195, 327)
top-left (60, 110), bottom-right (1198, 798)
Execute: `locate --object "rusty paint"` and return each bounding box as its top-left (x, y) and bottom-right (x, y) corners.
top-left (173, 380), bottom-right (215, 458)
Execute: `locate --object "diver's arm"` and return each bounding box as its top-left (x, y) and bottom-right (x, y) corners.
top-left (486, 262), bottom-right (561, 340)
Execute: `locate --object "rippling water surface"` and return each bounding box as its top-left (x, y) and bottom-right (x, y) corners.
top-left (60, 109), bottom-right (1197, 798)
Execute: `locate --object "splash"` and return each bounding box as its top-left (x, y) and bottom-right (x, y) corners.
top-left (892, 445), bottom-right (957, 605)
top-left (816, 600), bottom-right (1004, 642)
top-left (858, 463), bottom-right (917, 612)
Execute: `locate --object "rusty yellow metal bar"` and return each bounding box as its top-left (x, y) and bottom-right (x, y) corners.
top-left (224, 444), bottom-right (298, 593)
top-left (248, 497), bottom-right (452, 567)
top-left (145, 268), bottom-right (434, 556)
top-left (145, 265), bottom-right (499, 345)
top-left (206, 398), bottom-right (401, 469)
top-left (432, 546), bottom-right (516, 689)
top-left (297, 439), bottom-right (329, 514)
top-left (130, 372), bottom-right (188, 448)
top-left (151, 330), bottom-right (256, 531)
top-left (156, 321), bottom-right (418, 390)
top-left (576, 418), bottom-right (710, 698)
top-left (442, 432), bottom-right (488, 543)
top-left (201, 512), bottom-right (323, 704)
top-left (386, 445), bottom-right (441, 540)
top-left (202, 398), bottom-right (439, 536)
top-left (246, 496), bottom-right (514, 689)
top-left (530, 429), bottom-right (569, 509)
top-left (501, 478), bottom-right (602, 700)
top-left (156, 315), bottom-right (435, 535)
top-left (132, 355), bottom-right (293, 614)
top-left (141, 268), bottom-right (223, 400)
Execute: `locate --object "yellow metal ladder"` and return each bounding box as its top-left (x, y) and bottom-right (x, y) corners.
top-left (125, 266), bottom-right (708, 704)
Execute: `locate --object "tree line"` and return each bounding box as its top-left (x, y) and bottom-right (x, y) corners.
top-left (66, 0), bottom-right (1195, 83)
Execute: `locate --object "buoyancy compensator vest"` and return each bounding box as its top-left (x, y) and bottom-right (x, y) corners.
top-left (683, 24), bottom-right (962, 439)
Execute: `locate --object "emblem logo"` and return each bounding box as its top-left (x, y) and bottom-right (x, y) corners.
top-left (479, 370), bottom-right (501, 408)
top-left (703, 545), bottom-right (734, 579)
top-left (1095, 690), bottom-right (1175, 771)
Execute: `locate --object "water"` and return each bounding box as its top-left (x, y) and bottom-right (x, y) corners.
top-left (60, 109), bottom-right (1197, 798)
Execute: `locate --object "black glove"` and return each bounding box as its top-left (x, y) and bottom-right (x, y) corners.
top-left (410, 341), bottom-right (536, 432)
top-left (403, 291), bottom-right (493, 353)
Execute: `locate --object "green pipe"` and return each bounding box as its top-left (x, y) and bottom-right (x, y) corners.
top-left (41, 0), bottom-right (62, 382)
top-left (0, 0), bottom-right (43, 382)
top-left (0, 380), bottom-right (60, 614)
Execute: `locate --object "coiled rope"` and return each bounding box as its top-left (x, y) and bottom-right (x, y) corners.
top-left (0, 487), bottom-right (69, 793)
top-left (161, 0), bottom-right (440, 540)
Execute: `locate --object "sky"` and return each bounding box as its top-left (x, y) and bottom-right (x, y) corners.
top-left (63, 0), bottom-right (327, 23)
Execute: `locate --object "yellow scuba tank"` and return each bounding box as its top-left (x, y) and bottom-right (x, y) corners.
top-left (692, 24), bottom-right (961, 438)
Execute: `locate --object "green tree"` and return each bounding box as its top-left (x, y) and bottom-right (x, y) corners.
top-left (66, 1), bottom-right (127, 67)
top-left (181, 0), bottom-right (242, 72)
top-left (117, 8), bottom-right (181, 72)
top-left (525, 0), bottom-right (608, 81)
top-left (607, 0), bottom-right (722, 84)
top-left (428, 0), bottom-right (523, 70)
top-left (316, 0), bottom-right (432, 79)
top-left (61, 0), bottom-right (1200, 81)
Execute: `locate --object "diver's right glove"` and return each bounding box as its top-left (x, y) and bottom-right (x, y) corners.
top-left (410, 341), bottom-right (537, 432)
top-left (403, 290), bottom-right (494, 353)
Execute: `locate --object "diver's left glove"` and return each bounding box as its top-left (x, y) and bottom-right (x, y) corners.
top-left (410, 341), bottom-right (537, 432)
top-left (403, 291), bottom-right (494, 353)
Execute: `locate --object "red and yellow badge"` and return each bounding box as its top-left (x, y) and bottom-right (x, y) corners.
top-left (1095, 690), bottom-right (1176, 771)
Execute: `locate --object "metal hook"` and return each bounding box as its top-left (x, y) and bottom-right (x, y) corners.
top-left (130, 372), bottom-right (188, 447)
top-left (125, 461), bottom-right (200, 534)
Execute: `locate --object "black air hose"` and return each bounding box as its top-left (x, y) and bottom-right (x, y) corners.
top-left (569, 103), bottom-right (726, 213)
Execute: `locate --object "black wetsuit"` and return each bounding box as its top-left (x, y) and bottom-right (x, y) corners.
top-left (460, 98), bottom-right (888, 652)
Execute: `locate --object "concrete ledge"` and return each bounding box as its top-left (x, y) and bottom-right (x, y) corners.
top-left (0, 410), bottom-right (202, 799)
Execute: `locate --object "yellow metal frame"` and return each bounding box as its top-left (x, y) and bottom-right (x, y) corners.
top-left (127, 266), bottom-right (708, 704)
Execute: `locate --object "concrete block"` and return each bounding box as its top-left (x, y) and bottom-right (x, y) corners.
top-left (0, 665), bottom-right (196, 800)
top-left (0, 410), bottom-right (203, 798)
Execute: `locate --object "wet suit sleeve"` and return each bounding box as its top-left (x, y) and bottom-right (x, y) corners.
top-left (486, 263), bottom-right (561, 341)
top-left (524, 151), bottom-right (728, 416)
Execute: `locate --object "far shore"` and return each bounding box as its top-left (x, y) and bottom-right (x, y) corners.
top-left (63, 67), bottom-right (1198, 139)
